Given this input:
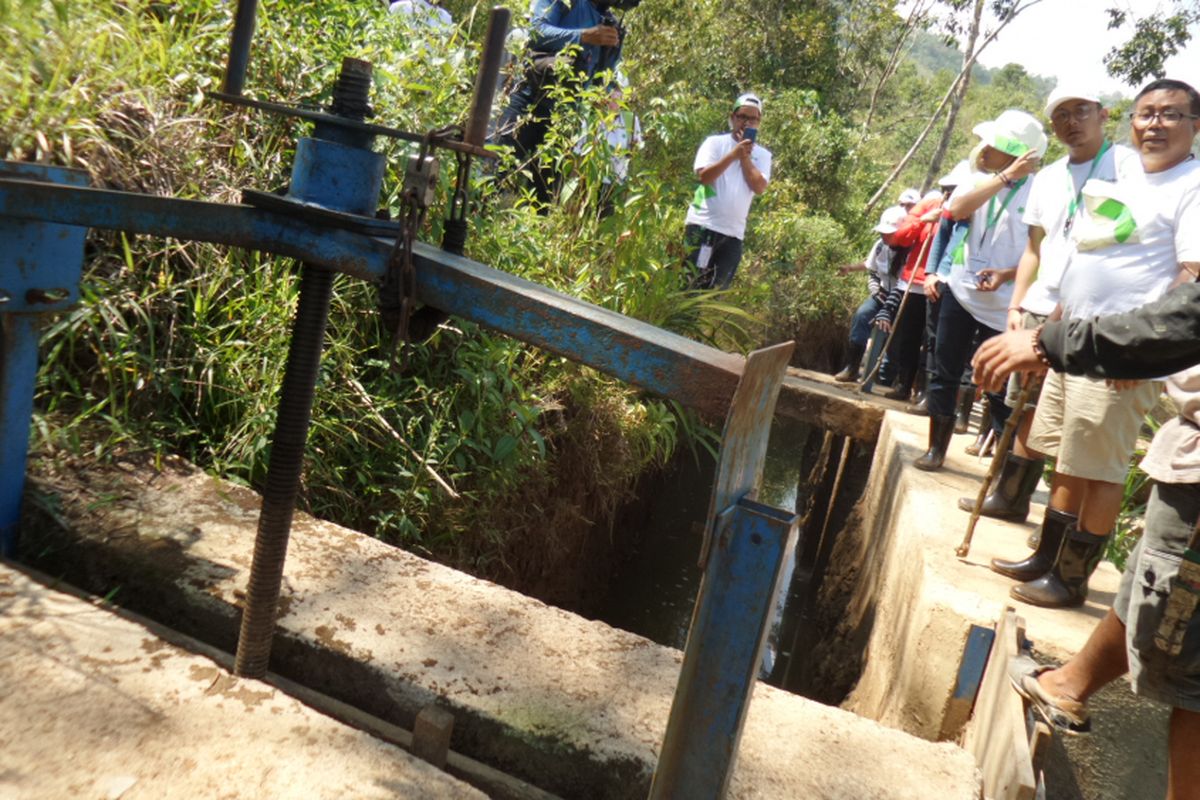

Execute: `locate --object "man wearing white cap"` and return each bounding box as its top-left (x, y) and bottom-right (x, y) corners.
top-left (993, 78), bottom-right (1200, 609)
top-left (968, 86), bottom-right (1136, 563)
top-left (898, 187), bottom-right (920, 212)
top-left (683, 92), bottom-right (772, 290)
top-left (832, 206), bottom-right (908, 382)
top-left (913, 109), bottom-right (1046, 472)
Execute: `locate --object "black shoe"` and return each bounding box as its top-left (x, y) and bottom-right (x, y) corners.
top-left (914, 414), bottom-right (956, 471)
top-left (957, 454), bottom-right (1045, 522)
top-left (991, 507), bottom-right (1076, 581)
top-left (833, 342), bottom-right (866, 383)
top-left (907, 392), bottom-right (929, 416)
top-left (883, 384), bottom-right (912, 401)
top-left (954, 386), bottom-right (974, 434)
top-left (1011, 524), bottom-right (1110, 609)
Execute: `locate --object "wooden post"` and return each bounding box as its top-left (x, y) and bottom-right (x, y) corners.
top-left (412, 705), bottom-right (455, 769)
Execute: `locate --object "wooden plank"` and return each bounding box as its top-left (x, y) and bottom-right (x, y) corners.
top-left (962, 608), bottom-right (1037, 800)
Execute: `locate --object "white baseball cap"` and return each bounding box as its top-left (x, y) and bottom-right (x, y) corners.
top-left (922, 188), bottom-right (944, 202)
top-left (734, 93), bottom-right (763, 113)
top-left (1044, 85), bottom-right (1102, 120)
top-left (972, 109), bottom-right (1048, 158)
top-left (874, 205), bottom-right (907, 234)
top-left (898, 188), bottom-right (921, 205)
top-left (938, 159), bottom-right (973, 189)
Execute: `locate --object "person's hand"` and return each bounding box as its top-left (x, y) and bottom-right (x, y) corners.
top-left (920, 208), bottom-right (942, 223)
top-left (1106, 379), bottom-right (1143, 391)
top-left (924, 273), bottom-right (942, 302)
top-left (971, 328), bottom-right (1045, 392)
top-left (1002, 150), bottom-right (1040, 182)
top-left (581, 24), bottom-right (620, 47)
top-left (1006, 307), bottom-right (1024, 332)
top-left (875, 317), bottom-right (892, 334)
top-left (976, 267), bottom-right (1016, 292)
top-left (734, 137), bottom-right (754, 158)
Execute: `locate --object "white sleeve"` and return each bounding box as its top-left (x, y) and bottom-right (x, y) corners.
top-left (757, 148), bottom-right (772, 182)
top-left (693, 136), bottom-right (721, 171)
top-left (1175, 182), bottom-right (1200, 264)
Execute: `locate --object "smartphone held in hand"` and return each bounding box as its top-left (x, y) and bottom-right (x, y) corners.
top-left (743, 127), bottom-right (757, 143)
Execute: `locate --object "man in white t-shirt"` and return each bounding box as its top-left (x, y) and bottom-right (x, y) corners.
top-left (683, 93), bottom-right (772, 290)
top-left (1005, 78), bottom-right (1200, 609)
top-left (961, 87), bottom-right (1138, 528)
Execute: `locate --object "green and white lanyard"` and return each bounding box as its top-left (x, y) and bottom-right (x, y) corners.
top-left (1063, 139), bottom-right (1112, 236)
top-left (981, 176), bottom-right (1027, 246)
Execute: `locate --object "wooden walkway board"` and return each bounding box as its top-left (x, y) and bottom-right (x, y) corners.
top-left (962, 608), bottom-right (1037, 800)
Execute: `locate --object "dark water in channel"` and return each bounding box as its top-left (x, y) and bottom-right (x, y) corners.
top-left (595, 416), bottom-right (816, 664)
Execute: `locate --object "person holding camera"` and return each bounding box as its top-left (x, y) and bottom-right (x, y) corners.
top-left (495, 0), bottom-right (633, 204)
top-left (683, 93), bottom-right (772, 290)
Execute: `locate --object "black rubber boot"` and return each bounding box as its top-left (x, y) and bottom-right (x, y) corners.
top-left (914, 414), bottom-right (955, 471)
top-left (1011, 524), bottom-right (1110, 609)
top-left (882, 380), bottom-right (912, 401)
top-left (908, 390), bottom-right (929, 416)
top-left (834, 342), bottom-right (866, 383)
top-left (956, 454), bottom-right (1045, 522)
top-left (954, 386), bottom-right (974, 434)
top-left (990, 507), bottom-right (1076, 581)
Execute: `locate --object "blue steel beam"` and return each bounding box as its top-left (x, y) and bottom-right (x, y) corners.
top-left (0, 179), bottom-right (746, 420)
top-left (650, 342), bottom-right (798, 797)
top-left (0, 164), bottom-right (88, 557)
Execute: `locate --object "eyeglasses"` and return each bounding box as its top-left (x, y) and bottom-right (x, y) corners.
top-left (1130, 108), bottom-right (1200, 126)
top-left (1050, 105), bottom-right (1097, 125)
top-left (733, 113), bottom-right (761, 124)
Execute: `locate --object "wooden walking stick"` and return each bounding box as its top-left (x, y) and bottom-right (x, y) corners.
top-left (858, 227), bottom-right (936, 391)
top-left (956, 376), bottom-right (1036, 558)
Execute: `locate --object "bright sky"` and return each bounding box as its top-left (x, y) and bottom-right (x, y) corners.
top-left (954, 0), bottom-right (1200, 98)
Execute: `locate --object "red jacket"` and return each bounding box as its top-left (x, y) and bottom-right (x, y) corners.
top-left (890, 197), bottom-right (942, 286)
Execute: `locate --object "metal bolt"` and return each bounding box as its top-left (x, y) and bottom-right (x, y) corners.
top-left (329, 57), bottom-right (373, 121)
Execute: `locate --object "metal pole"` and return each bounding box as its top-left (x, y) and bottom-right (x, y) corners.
top-left (0, 315), bottom-right (39, 558)
top-left (463, 7), bottom-right (511, 148)
top-left (222, 0), bottom-right (259, 95)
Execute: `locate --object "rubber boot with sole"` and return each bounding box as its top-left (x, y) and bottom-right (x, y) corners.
top-left (954, 386), bottom-right (974, 434)
top-left (1011, 524), bottom-right (1110, 609)
top-left (956, 453), bottom-right (1045, 522)
top-left (990, 507), bottom-right (1076, 581)
top-left (833, 342), bottom-right (866, 383)
top-left (914, 414), bottom-right (956, 471)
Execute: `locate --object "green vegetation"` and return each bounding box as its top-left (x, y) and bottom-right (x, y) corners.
top-left (1, 0), bottom-right (1151, 594)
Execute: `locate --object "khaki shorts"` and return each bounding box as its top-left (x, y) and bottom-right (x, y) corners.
top-left (1005, 311), bottom-right (1048, 408)
top-left (1027, 371), bottom-right (1162, 484)
top-left (1115, 482), bottom-right (1200, 712)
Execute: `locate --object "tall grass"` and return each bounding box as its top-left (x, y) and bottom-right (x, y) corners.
top-left (6, 0), bottom-right (796, 594)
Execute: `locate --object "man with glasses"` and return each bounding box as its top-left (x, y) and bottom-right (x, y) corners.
top-left (958, 87), bottom-right (1137, 528)
top-left (683, 93), bottom-right (772, 290)
top-left (992, 78), bottom-right (1200, 610)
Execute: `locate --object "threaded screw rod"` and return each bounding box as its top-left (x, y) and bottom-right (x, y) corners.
top-left (234, 263), bottom-right (334, 678)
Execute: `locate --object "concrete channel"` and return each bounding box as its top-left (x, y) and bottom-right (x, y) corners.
top-left (6, 405), bottom-right (1169, 798)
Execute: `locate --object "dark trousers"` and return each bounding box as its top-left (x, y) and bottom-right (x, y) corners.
top-left (684, 224), bottom-right (744, 290)
top-left (928, 290), bottom-right (1010, 430)
top-left (923, 291), bottom-right (942, 378)
top-left (496, 76), bottom-right (559, 204)
top-left (886, 292), bottom-right (925, 391)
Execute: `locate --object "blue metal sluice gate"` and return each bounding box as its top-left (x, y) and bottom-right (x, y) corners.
top-left (0, 6), bottom-right (800, 797)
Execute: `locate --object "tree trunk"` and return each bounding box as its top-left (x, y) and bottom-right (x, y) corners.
top-left (863, 0), bottom-right (1048, 214)
top-left (921, 0), bottom-right (984, 190)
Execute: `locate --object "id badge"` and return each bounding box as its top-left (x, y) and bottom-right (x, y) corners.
top-left (697, 243), bottom-right (714, 270)
top-left (967, 253), bottom-right (989, 287)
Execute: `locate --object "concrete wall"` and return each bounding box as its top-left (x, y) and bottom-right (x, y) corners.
top-left (832, 411), bottom-right (1169, 797)
top-left (19, 453), bottom-right (981, 799)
